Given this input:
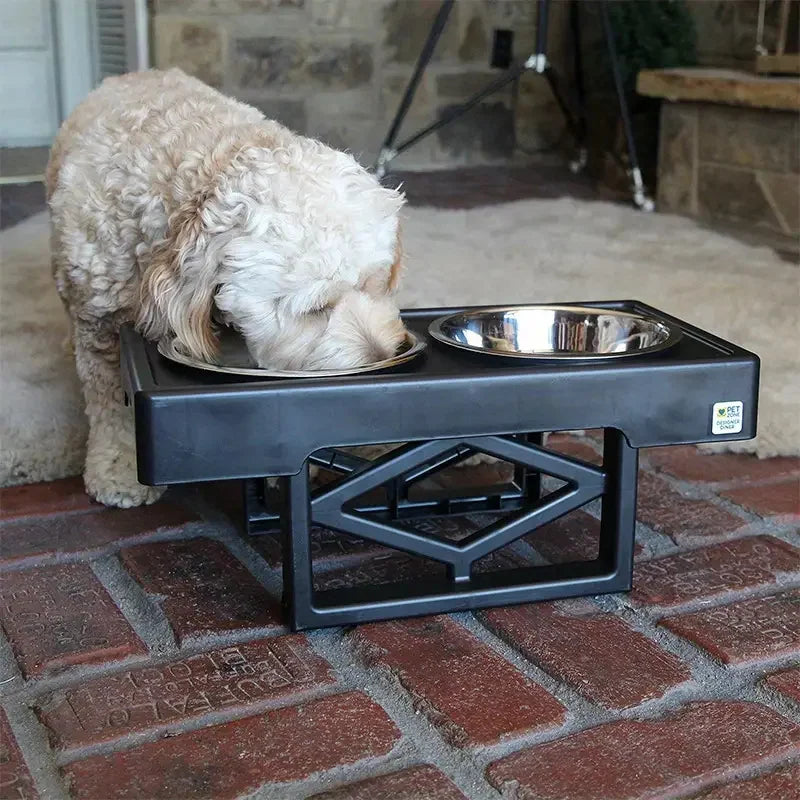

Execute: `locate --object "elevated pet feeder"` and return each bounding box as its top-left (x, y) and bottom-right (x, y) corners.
top-left (121, 301), bottom-right (758, 630)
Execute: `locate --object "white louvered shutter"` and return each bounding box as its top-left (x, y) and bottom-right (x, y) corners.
top-left (93, 0), bottom-right (149, 82)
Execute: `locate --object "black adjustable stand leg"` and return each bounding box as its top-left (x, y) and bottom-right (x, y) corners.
top-left (243, 477), bottom-right (281, 534)
top-left (535, 0), bottom-right (549, 65)
top-left (599, 0), bottom-right (654, 211)
top-left (281, 467), bottom-right (314, 630)
top-left (599, 428), bottom-right (638, 585)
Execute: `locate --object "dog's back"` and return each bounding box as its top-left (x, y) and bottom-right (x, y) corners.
top-left (47, 69), bottom-right (263, 202)
top-left (47, 69), bottom-right (289, 316)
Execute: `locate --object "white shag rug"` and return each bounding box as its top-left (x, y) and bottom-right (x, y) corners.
top-left (1, 200), bottom-right (798, 486)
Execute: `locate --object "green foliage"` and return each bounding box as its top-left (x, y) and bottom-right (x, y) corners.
top-left (608, 0), bottom-right (698, 93)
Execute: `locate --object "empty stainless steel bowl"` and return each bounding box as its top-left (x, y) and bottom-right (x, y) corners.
top-left (428, 305), bottom-right (681, 361)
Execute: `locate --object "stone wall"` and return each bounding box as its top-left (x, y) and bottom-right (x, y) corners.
top-left (658, 101), bottom-right (799, 238)
top-left (572, 1), bottom-right (798, 201)
top-left (151, 0), bottom-right (572, 169)
top-left (687, 0), bottom-right (797, 71)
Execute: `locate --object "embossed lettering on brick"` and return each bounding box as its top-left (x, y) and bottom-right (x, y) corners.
top-left (0, 564), bottom-right (146, 677)
top-left (632, 536), bottom-right (799, 606)
top-left (661, 590), bottom-right (800, 664)
top-left (39, 635), bottom-right (334, 749)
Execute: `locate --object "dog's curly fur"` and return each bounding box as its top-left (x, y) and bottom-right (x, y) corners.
top-left (48, 69), bottom-right (407, 508)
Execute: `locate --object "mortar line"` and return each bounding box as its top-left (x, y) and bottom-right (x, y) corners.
top-left (301, 628), bottom-right (504, 800)
top-left (89, 554), bottom-right (177, 657)
top-left (0, 520), bottom-right (210, 573)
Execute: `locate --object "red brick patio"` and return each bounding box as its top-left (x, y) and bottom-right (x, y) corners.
top-left (0, 437), bottom-right (798, 800)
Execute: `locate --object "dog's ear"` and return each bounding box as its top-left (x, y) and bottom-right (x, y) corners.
top-left (388, 227), bottom-right (404, 293)
top-left (137, 198), bottom-right (219, 361)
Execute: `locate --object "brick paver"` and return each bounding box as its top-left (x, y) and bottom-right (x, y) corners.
top-left (0, 564), bottom-right (146, 677)
top-left (0, 476), bottom-right (97, 521)
top-left (645, 446), bottom-right (799, 484)
top-left (352, 616), bottom-right (565, 746)
top-left (120, 538), bottom-right (282, 642)
top-left (0, 503), bottom-right (197, 565)
top-left (722, 479), bottom-right (800, 519)
top-left (311, 766), bottom-right (467, 799)
top-left (765, 667), bottom-right (800, 704)
top-left (487, 702), bottom-right (800, 800)
top-left (2, 448), bottom-right (799, 799)
top-left (38, 636), bottom-right (334, 749)
top-left (0, 708), bottom-right (38, 799)
top-left (63, 692), bottom-right (400, 799)
top-left (525, 510), bottom-right (644, 563)
top-left (636, 472), bottom-right (746, 543)
top-left (690, 762), bottom-right (800, 799)
top-left (317, 548), bottom-right (520, 591)
top-left (253, 525), bottom-right (385, 568)
top-left (546, 434), bottom-right (602, 464)
top-left (524, 510), bottom-right (600, 562)
top-left (482, 602), bottom-right (691, 708)
top-left (632, 536), bottom-right (800, 606)
top-left (661, 590), bottom-right (800, 664)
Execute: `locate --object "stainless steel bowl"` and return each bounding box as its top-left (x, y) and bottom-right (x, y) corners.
top-left (428, 305), bottom-right (681, 361)
top-left (158, 326), bottom-right (426, 378)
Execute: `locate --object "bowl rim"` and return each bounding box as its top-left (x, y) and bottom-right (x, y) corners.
top-left (158, 330), bottom-right (426, 378)
top-left (427, 304), bottom-right (683, 361)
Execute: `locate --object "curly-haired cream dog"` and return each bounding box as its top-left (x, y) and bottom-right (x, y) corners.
top-left (47, 69), bottom-right (407, 508)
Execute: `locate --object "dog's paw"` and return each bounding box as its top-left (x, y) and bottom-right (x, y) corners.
top-left (85, 475), bottom-right (165, 508)
top-left (84, 466), bottom-right (165, 508)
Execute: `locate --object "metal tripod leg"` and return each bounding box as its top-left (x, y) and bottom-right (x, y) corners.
top-left (568, 0), bottom-right (588, 173)
top-left (375, 0), bottom-right (455, 178)
top-left (373, 0), bottom-right (590, 180)
top-left (599, 0), bottom-right (654, 211)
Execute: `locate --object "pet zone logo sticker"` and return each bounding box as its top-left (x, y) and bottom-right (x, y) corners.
top-left (711, 401), bottom-right (743, 435)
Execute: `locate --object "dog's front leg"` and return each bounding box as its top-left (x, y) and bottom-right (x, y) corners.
top-left (72, 319), bottom-right (165, 508)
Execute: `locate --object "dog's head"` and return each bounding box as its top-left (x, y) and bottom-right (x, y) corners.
top-left (138, 132), bottom-right (407, 370)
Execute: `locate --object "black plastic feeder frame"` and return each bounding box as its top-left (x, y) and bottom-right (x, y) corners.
top-left (121, 302), bottom-right (758, 631)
